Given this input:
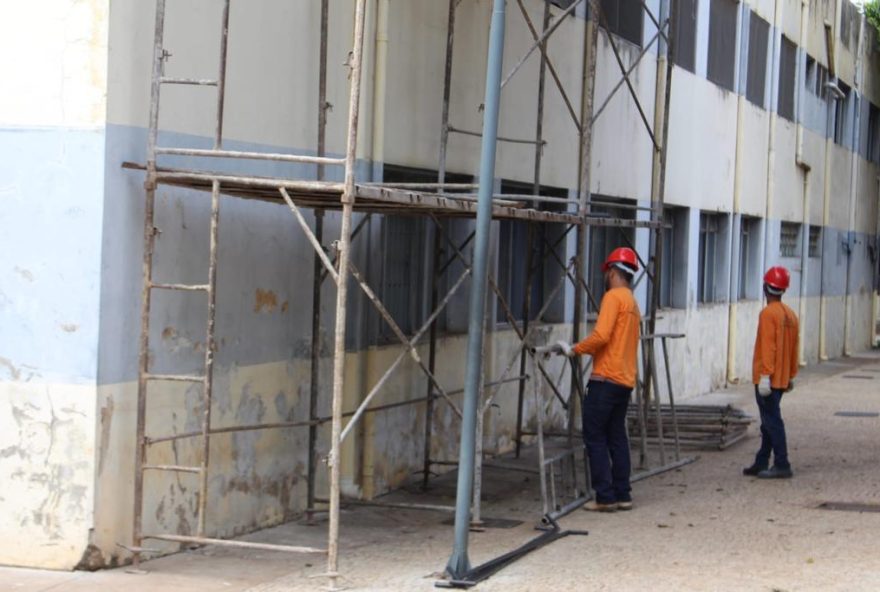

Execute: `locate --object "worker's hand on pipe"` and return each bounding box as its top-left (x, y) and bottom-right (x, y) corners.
top-left (757, 375), bottom-right (772, 396)
top-left (553, 340), bottom-right (574, 357)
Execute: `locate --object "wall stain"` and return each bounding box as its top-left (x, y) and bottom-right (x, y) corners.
top-left (0, 356), bottom-right (21, 380)
top-left (253, 289), bottom-right (279, 313)
top-left (60, 323), bottom-right (79, 333)
top-left (14, 267), bottom-right (34, 282)
top-left (97, 396), bottom-right (114, 474)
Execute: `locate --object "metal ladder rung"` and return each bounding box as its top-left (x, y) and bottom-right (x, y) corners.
top-left (145, 373), bottom-right (206, 383)
top-left (151, 282), bottom-right (210, 292)
top-left (159, 77), bottom-right (218, 86)
top-left (142, 464), bottom-right (203, 474)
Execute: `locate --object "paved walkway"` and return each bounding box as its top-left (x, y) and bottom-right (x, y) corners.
top-left (4, 353), bottom-right (880, 591)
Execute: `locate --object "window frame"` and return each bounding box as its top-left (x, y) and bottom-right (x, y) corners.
top-left (746, 12), bottom-right (770, 108)
top-left (706, 0), bottom-right (738, 92)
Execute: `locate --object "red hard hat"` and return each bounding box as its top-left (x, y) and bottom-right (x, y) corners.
top-left (602, 247), bottom-right (639, 273)
top-left (763, 266), bottom-right (790, 291)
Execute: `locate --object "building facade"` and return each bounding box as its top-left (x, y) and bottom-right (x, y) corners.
top-left (1, 0), bottom-right (878, 571)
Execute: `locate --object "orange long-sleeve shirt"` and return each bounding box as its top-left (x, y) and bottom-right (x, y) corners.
top-left (573, 287), bottom-right (641, 388)
top-left (752, 301), bottom-right (799, 389)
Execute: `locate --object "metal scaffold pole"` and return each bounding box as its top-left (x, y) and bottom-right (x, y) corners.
top-left (327, 0), bottom-right (368, 587)
top-left (446, 0), bottom-right (506, 579)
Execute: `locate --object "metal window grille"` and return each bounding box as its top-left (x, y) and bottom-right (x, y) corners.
top-left (815, 63), bottom-right (828, 98)
top-left (738, 217), bottom-right (761, 300)
top-left (381, 216), bottom-right (427, 338)
top-left (698, 213), bottom-right (721, 303)
top-left (780, 222), bottom-right (801, 258)
top-left (809, 225), bottom-right (822, 258)
top-left (673, 0), bottom-right (698, 73)
top-left (659, 207), bottom-right (687, 309)
top-left (746, 12), bottom-right (769, 107)
top-left (496, 181), bottom-right (568, 323)
top-left (835, 83), bottom-right (851, 145)
top-left (738, 220), bottom-right (751, 300)
top-left (600, 0), bottom-right (643, 47)
top-left (707, 0), bottom-right (737, 92)
top-left (380, 165), bottom-right (472, 338)
top-left (805, 55), bottom-right (815, 90)
top-left (777, 36), bottom-right (797, 121)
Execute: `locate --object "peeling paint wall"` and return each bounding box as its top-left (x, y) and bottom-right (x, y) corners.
top-left (4, 0), bottom-right (880, 572)
top-left (0, 0), bottom-right (109, 570)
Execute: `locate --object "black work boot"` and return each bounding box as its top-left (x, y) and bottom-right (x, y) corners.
top-left (757, 466), bottom-right (793, 479)
top-left (742, 463), bottom-right (768, 476)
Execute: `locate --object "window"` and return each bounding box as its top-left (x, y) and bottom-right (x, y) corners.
top-left (834, 83), bottom-right (851, 145)
top-left (496, 180), bottom-right (568, 324)
top-left (805, 55), bottom-right (815, 90)
top-left (780, 222), bottom-right (801, 258)
top-left (809, 225), bottom-right (822, 258)
top-left (778, 36), bottom-right (797, 121)
top-left (746, 12), bottom-right (770, 107)
top-left (600, 0), bottom-right (643, 47)
top-left (550, 0), bottom-right (577, 8)
top-left (698, 212), bottom-right (725, 303)
top-left (588, 197), bottom-right (636, 311)
top-left (867, 103), bottom-right (880, 164)
top-left (673, 0), bottom-right (698, 73)
top-left (738, 217), bottom-right (762, 300)
top-left (380, 165), bottom-right (472, 338)
top-left (659, 206), bottom-right (689, 309)
top-left (815, 63), bottom-right (828, 98)
top-left (381, 216), bottom-right (427, 337)
top-left (707, 0), bottom-right (738, 91)
top-left (805, 55), bottom-right (828, 99)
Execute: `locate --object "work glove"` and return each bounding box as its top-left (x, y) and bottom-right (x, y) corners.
top-left (551, 340), bottom-right (574, 357)
top-left (757, 375), bottom-right (772, 397)
top-left (786, 380), bottom-right (795, 393)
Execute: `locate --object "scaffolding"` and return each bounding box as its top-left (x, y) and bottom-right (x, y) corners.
top-left (127, 0), bottom-right (686, 587)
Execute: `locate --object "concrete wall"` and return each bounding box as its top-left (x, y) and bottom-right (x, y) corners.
top-left (0, 0), bottom-right (109, 570)
top-left (3, 0), bottom-right (880, 571)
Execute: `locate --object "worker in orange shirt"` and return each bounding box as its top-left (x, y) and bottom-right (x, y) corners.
top-left (743, 266), bottom-right (799, 479)
top-left (555, 247), bottom-right (641, 512)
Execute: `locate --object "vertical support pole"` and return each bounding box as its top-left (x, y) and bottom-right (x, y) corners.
top-left (514, 223), bottom-right (534, 458)
top-left (422, 228), bottom-right (442, 490)
top-left (661, 337), bottom-right (681, 460)
top-left (213, 0), bottom-right (231, 149)
top-left (307, 0), bottom-right (330, 523)
top-left (133, 0), bottom-right (167, 569)
top-left (646, 0), bottom-right (675, 467)
top-left (515, 1), bottom-right (550, 459)
top-left (317, 0), bottom-right (330, 181)
top-left (195, 0), bottom-right (230, 541)
top-left (446, 0), bottom-right (506, 579)
top-left (198, 180), bottom-right (221, 537)
top-left (636, 372), bottom-right (649, 469)
top-left (327, 0), bottom-right (368, 587)
top-left (574, 1), bottom-right (600, 444)
top-left (535, 357), bottom-right (549, 516)
top-left (648, 340), bottom-right (666, 465)
top-left (438, 0), bottom-right (457, 185)
top-left (306, 212), bottom-right (324, 521)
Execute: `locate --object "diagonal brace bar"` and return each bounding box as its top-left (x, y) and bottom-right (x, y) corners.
top-left (280, 188), bottom-right (339, 284)
top-left (590, 0), bottom-right (659, 151)
top-left (340, 266), bottom-right (471, 443)
top-left (501, 0), bottom-right (586, 90)
top-left (514, 0), bottom-right (581, 133)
